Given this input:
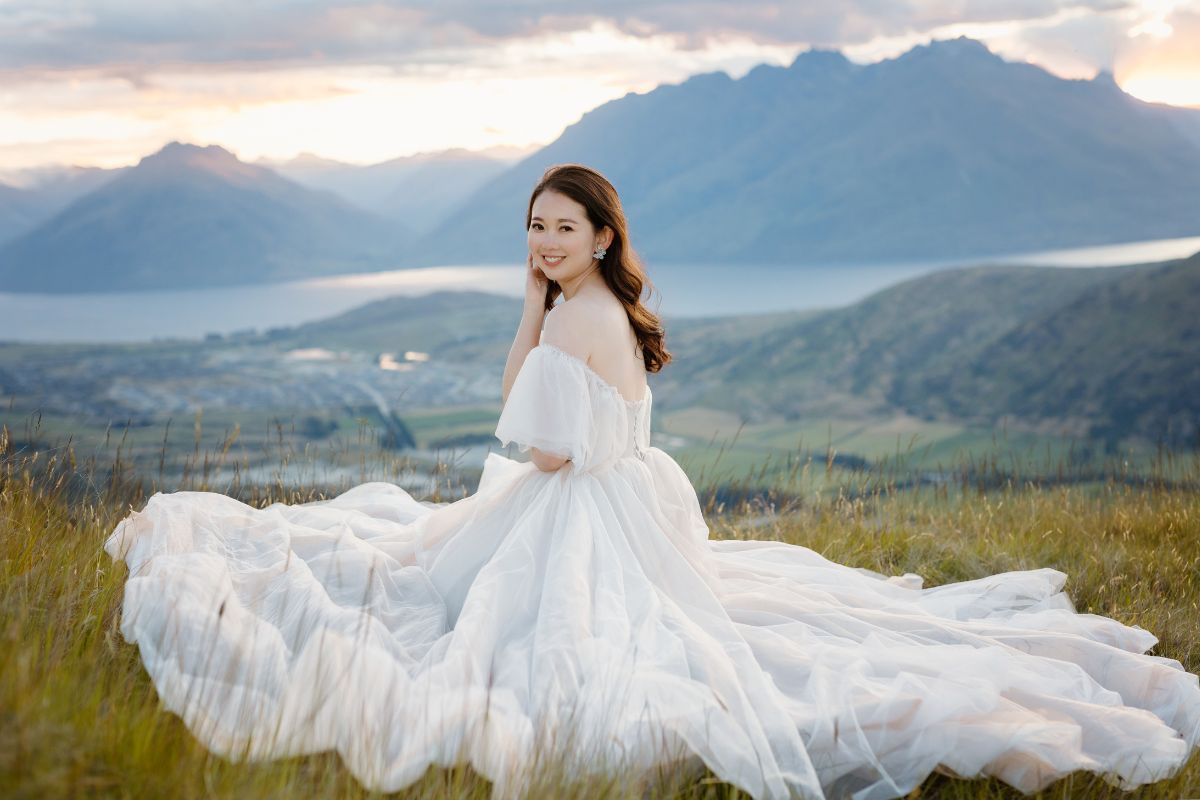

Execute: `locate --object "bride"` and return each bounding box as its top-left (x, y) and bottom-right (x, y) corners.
top-left (106, 164), bottom-right (1200, 799)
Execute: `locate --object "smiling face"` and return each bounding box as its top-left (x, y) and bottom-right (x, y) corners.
top-left (528, 189), bottom-right (610, 282)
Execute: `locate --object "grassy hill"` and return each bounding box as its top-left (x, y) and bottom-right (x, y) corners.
top-left (929, 253), bottom-right (1200, 445)
top-left (144, 251), bottom-right (1200, 451)
top-left (662, 252), bottom-right (1200, 448)
top-left (268, 289), bottom-right (523, 361)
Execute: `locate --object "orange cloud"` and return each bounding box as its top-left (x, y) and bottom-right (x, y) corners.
top-left (1117, 8), bottom-right (1200, 106)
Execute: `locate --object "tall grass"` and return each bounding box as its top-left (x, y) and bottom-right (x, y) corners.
top-left (2, 415), bottom-right (1198, 799)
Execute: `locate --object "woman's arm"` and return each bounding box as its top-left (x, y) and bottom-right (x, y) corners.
top-left (502, 305), bottom-right (544, 407)
top-left (529, 445), bottom-right (569, 472)
top-left (504, 253), bottom-right (550, 405)
top-left (504, 298), bottom-right (597, 472)
top-left (503, 311), bottom-right (568, 472)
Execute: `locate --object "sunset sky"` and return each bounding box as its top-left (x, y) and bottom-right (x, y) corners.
top-left (1, 1), bottom-right (1198, 174)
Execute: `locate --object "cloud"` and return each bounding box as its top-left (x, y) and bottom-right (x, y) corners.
top-left (2, 1), bottom-right (1196, 170)
top-left (0, 0), bottom-right (1146, 76)
top-left (1116, 7), bottom-right (1200, 103)
top-left (1120, 6), bottom-right (1200, 68)
top-left (0, 2), bottom-right (461, 74)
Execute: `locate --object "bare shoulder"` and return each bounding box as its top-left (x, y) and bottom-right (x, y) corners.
top-left (541, 297), bottom-right (610, 359)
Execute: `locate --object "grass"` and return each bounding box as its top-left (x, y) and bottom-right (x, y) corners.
top-left (2, 416), bottom-right (1199, 799)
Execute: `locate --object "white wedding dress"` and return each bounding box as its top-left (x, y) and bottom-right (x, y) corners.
top-left (106, 342), bottom-right (1200, 799)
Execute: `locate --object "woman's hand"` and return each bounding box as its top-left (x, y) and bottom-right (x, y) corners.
top-left (523, 252), bottom-right (549, 316)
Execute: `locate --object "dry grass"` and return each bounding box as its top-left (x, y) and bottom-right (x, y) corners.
top-left (2, 419), bottom-right (1198, 799)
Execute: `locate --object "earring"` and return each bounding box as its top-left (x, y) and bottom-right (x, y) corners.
top-left (592, 243), bottom-right (607, 260)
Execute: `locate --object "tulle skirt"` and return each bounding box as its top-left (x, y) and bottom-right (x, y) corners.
top-left (105, 449), bottom-right (1200, 799)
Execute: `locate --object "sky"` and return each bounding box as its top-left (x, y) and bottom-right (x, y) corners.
top-left (1, 0), bottom-right (1198, 174)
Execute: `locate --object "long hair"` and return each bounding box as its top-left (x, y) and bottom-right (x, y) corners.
top-left (525, 163), bottom-right (671, 373)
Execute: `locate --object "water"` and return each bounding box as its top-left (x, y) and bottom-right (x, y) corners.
top-left (5, 235), bottom-right (1198, 344)
top-left (2, 265), bottom-right (519, 344)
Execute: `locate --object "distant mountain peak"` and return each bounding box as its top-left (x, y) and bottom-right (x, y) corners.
top-left (147, 141), bottom-right (235, 163)
top-left (0, 140), bottom-right (405, 293)
top-left (686, 69), bottom-right (735, 87)
top-left (788, 47), bottom-right (854, 72)
top-left (1091, 68), bottom-right (1119, 89)
top-left (284, 151), bottom-right (349, 167)
top-left (899, 35), bottom-right (1004, 65)
top-left (136, 141), bottom-right (263, 182)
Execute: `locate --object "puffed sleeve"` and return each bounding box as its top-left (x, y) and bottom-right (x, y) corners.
top-left (495, 345), bottom-right (594, 469)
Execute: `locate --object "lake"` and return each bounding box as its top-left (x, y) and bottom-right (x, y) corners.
top-left (5, 234), bottom-right (1199, 343)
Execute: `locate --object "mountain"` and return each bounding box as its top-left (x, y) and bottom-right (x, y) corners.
top-left (927, 252), bottom-right (1200, 445)
top-left (264, 146), bottom-right (526, 233)
top-left (1158, 103), bottom-right (1200, 150)
top-left (0, 143), bottom-right (407, 292)
top-left (409, 37), bottom-right (1200, 268)
top-left (0, 166), bottom-right (121, 245)
top-left (7, 37), bottom-right (1197, 294)
top-left (661, 250), bottom-right (1200, 448)
top-left (0, 183), bottom-right (55, 244)
top-left (268, 289), bottom-right (523, 361)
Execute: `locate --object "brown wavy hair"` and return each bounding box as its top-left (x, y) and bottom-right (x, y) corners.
top-left (525, 163), bottom-right (671, 373)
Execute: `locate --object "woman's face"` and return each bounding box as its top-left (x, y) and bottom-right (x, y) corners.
top-left (528, 189), bottom-right (606, 283)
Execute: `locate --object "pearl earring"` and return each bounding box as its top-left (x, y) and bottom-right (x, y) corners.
top-left (592, 243), bottom-right (607, 260)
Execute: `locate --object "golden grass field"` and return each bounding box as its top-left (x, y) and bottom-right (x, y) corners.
top-left (2, 418), bottom-right (1198, 799)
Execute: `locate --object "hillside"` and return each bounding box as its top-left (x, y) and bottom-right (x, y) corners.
top-left (266, 251), bottom-right (1198, 447)
top-left (410, 37), bottom-right (1200, 268)
top-left (0, 143), bottom-right (408, 293)
top-left (0, 165), bottom-right (121, 246)
top-left (0, 250), bottom-right (1192, 450)
top-left (0, 183), bottom-right (55, 244)
top-left (270, 289), bottom-right (524, 361)
top-left (928, 252), bottom-right (1200, 444)
top-left (663, 252), bottom-right (1200, 447)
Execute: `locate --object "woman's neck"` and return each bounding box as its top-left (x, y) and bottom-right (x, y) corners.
top-left (557, 265), bottom-right (605, 301)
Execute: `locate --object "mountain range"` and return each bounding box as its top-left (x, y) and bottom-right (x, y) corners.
top-left (2, 36), bottom-right (1199, 293)
top-left (0, 165), bottom-right (117, 244)
top-left (415, 38), bottom-right (1200, 268)
top-left (259, 145), bottom-right (530, 233)
top-left (0, 144), bottom-right (409, 292)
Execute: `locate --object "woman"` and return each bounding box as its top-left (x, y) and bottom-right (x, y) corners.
top-left (106, 164), bottom-right (1200, 800)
